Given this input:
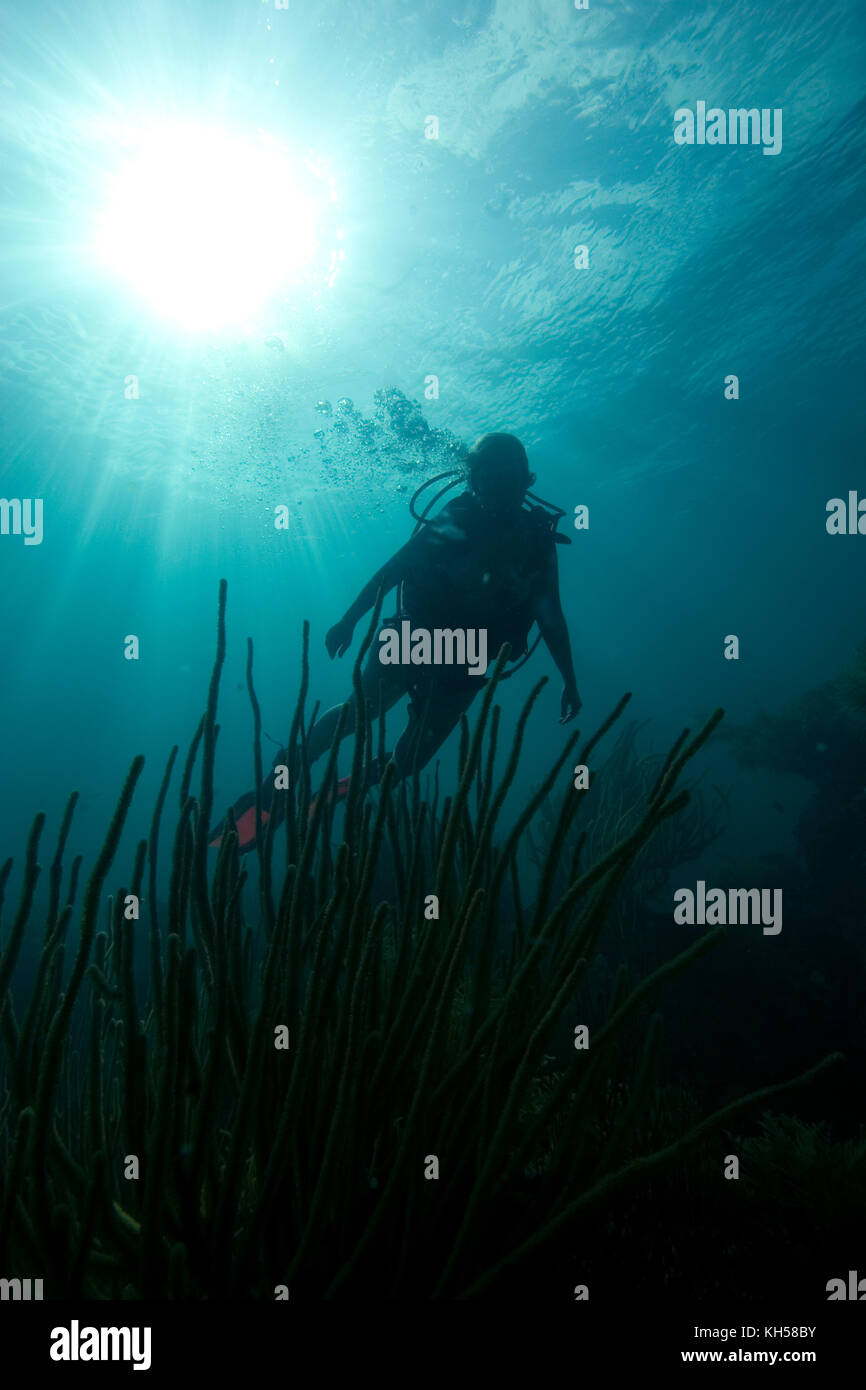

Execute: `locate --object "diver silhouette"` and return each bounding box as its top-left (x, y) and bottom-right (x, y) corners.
top-left (210, 432), bottom-right (581, 853)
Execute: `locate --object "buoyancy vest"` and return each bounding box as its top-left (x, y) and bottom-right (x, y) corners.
top-left (399, 493), bottom-right (556, 659)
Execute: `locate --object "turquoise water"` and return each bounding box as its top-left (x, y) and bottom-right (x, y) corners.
top-left (1, 0), bottom-right (865, 884)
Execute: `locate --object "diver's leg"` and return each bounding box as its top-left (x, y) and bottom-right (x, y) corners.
top-left (308, 651), bottom-right (405, 764)
top-left (303, 658), bottom-right (409, 815)
top-left (215, 657), bottom-right (407, 851)
top-left (389, 683), bottom-right (481, 783)
top-left (307, 699), bottom-right (354, 763)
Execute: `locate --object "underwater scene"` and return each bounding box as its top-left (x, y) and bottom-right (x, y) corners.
top-left (1, 0), bottom-right (865, 1358)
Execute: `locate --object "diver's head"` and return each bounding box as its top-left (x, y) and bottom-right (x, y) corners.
top-left (467, 433), bottom-right (536, 516)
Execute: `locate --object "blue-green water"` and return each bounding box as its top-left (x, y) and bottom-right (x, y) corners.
top-left (1, 0), bottom-right (864, 891)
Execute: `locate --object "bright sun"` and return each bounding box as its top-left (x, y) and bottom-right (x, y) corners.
top-left (94, 123), bottom-right (320, 331)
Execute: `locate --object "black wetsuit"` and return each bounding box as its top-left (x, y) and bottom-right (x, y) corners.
top-left (310, 492), bottom-right (558, 779)
top-left (399, 492), bottom-right (554, 665)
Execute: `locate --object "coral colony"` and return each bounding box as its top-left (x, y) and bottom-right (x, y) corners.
top-left (0, 583), bottom-right (838, 1298)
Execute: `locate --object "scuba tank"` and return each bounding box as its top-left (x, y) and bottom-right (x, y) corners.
top-left (403, 469), bottom-right (571, 680)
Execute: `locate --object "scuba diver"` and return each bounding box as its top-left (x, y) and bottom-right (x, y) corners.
top-left (210, 431), bottom-right (581, 853)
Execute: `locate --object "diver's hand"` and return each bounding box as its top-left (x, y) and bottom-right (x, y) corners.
top-left (326, 618), bottom-right (354, 658)
top-left (560, 683), bottom-right (581, 724)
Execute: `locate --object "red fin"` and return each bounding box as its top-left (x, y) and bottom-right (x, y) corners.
top-left (211, 805), bottom-right (270, 851)
top-left (307, 774), bottom-right (352, 823)
top-left (236, 804), bottom-right (270, 849)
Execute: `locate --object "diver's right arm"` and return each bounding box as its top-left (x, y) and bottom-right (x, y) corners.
top-left (325, 540), bottom-right (417, 657)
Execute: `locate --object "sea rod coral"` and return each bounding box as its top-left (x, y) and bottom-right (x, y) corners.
top-left (0, 582), bottom-right (839, 1299)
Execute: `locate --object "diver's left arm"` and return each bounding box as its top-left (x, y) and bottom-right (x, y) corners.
top-left (326, 535), bottom-right (424, 658)
top-left (534, 549), bottom-right (581, 724)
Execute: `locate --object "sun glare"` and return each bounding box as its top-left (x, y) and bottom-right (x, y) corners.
top-left (94, 123), bottom-right (321, 331)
